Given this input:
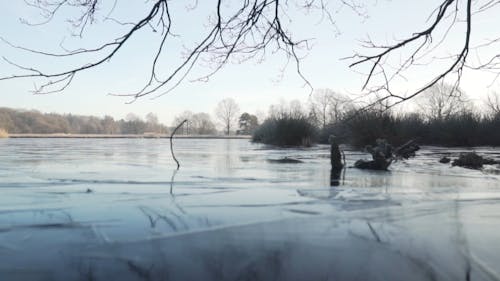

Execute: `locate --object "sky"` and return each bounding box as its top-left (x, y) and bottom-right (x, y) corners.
top-left (1, 0), bottom-right (499, 125)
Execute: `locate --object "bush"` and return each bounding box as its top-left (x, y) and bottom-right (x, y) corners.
top-left (319, 110), bottom-right (413, 147)
top-left (252, 116), bottom-right (318, 146)
top-left (319, 109), bottom-right (500, 147)
top-left (0, 128), bottom-right (8, 138)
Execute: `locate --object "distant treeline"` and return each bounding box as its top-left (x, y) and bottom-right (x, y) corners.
top-left (253, 108), bottom-right (500, 147)
top-left (324, 110), bottom-right (500, 147)
top-left (252, 85), bottom-right (500, 147)
top-left (0, 108), bottom-right (168, 134)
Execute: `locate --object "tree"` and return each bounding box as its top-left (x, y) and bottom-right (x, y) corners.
top-left (172, 111), bottom-right (194, 135)
top-left (238, 113), bottom-right (259, 135)
top-left (125, 113), bottom-right (141, 122)
top-left (0, 107), bottom-right (161, 135)
top-left (0, 1), bottom-right (498, 108)
top-left (269, 99), bottom-right (308, 120)
top-left (215, 98), bottom-right (240, 135)
top-left (122, 113), bottom-right (146, 134)
top-left (254, 100), bottom-right (318, 146)
top-left (101, 115), bottom-right (119, 134)
top-left (171, 111), bottom-right (216, 135)
top-left (79, 116), bottom-right (103, 134)
top-left (145, 112), bottom-right (158, 125)
top-left (416, 83), bottom-right (471, 120)
top-left (0, 109), bottom-right (15, 133)
top-left (309, 89), bottom-right (351, 128)
top-left (145, 112), bottom-right (160, 133)
top-left (485, 92), bottom-right (500, 117)
top-left (191, 113), bottom-right (217, 135)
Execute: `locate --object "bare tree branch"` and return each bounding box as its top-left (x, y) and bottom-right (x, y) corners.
top-left (346, 0), bottom-right (475, 111)
top-left (2, 0), bottom-right (498, 109)
top-left (1, 0), bottom-right (321, 99)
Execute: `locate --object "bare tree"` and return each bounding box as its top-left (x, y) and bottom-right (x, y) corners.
top-left (145, 112), bottom-right (160, 133)
top-left (101, 115), bottom-right (119, 134)
top-left (125, 113), bottom-right (141, 122)
top-left (123, 113), bottom-right (146, 134)
top-left (415, 82), bottom-right (470, 120)
top-left (172, 111), bottom-right (193, 135)
top-left (191, 113), bottom-right (217, 135)
top-left (268, 99), bottom-right (308, 120)
top-left (172, 111), bottom-right (216, 135)
top-left (485, 92), bottom-right (500, 116)
top-left (215, 98), bottom-right (240, 135)
top-left (309, 89), bottom-right (351, 128)
top-left (308, 91), bottom-right (330, 128)
top-left (268, 100), bottom-right (289, 120)
top-left (289, 100), bottom-right (307, 119)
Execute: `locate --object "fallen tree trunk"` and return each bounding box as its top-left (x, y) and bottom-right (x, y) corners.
top-left (354, 139), bottom-right (394, 171)
top-left (354, 139), bottom-right (419, 171)
top-left (393, 139), bottom-right (420, 159)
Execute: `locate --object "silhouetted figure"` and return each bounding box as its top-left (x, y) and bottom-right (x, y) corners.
top-left (329, 135), bottom-right (344, 186)
top-left (330, 168), bottom-right (342, 186)
top-left (329, 135), bottom-right (343, 171)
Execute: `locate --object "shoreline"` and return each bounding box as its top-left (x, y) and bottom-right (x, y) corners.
top-left (7, 133), bottom-right (251, 139)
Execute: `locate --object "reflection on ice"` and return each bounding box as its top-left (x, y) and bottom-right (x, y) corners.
top-left (0, 139), bottom-right (500, 280)
top-left (3, 201), bottom-right (499, 280)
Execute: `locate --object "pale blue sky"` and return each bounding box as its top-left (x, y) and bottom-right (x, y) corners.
top-left (1, 1), bottom-right (499, 124)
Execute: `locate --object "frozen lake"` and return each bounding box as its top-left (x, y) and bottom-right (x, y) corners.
top-left (1, 138), bottom-right (500, 280)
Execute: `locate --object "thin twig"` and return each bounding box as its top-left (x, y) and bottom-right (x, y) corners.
top-left (170, 168), bottom-right (178, 194)
top-left (170, 119), bottom-right (187, 169)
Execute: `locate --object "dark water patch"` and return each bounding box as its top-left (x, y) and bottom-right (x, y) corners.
top-left (267, 157), bottom-right (304, 164)
top-left (0, 219), bottom-right (119, 233)
top-left (0, 222), bottom-right (85, 232)
top-left (286, 209), bottom-right (322, 215)
top-left (35, 189), bottom-right (96, 195)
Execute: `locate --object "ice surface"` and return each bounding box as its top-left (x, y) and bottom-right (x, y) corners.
top-left (0, 138), bottom-right (499, 280)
